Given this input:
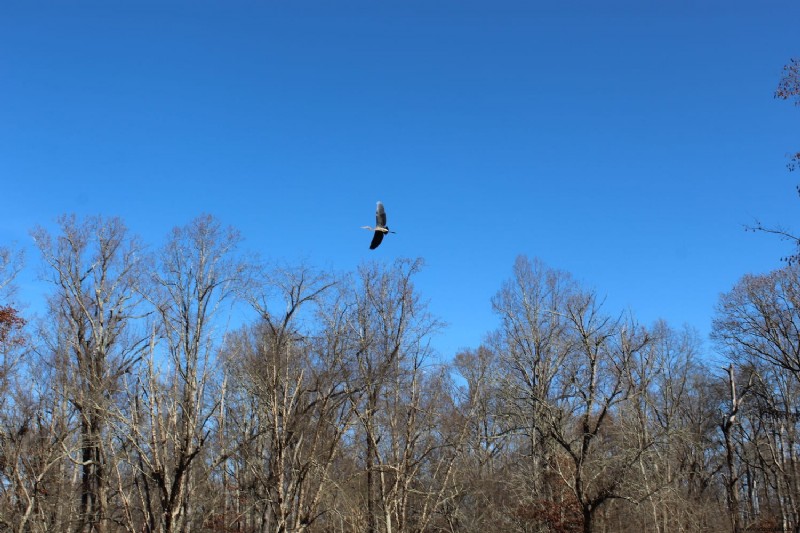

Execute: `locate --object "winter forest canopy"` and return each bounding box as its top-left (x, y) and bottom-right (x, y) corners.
top-left (1, 61), bottom-right (800, 533)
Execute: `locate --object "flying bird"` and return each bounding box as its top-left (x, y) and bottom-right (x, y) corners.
top-left (361, 201), bottom-right (396, 249)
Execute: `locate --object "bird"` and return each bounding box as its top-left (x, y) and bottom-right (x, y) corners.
top-left (361, 201), bottom-right (396, 249)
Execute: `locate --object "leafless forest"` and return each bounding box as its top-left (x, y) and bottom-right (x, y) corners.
top-left (0, 215), bottom-right (798, 533)
top-left (1, 61), bottom-right (799, 533)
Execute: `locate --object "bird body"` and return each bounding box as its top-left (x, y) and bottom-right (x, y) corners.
top-left (361, 201), bottom-right (396, 249)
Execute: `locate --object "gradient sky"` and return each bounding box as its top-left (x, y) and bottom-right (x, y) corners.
top-left (1, 1), bottom-right (798, 361)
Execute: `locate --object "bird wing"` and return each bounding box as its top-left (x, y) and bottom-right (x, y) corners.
top-left (369, 230), bottom-right (384, 249)
top-left (375, 201), bottom-right (387, 228)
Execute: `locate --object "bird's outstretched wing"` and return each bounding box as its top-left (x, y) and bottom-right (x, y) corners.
top-left (375, 201), bottom-right (387, 229)
top-left (369, 230), bottom-right (384, 250)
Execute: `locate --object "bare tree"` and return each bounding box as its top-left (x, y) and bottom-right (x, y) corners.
top-left (220, 264), bottom-right (357, 532)
top-left (713, 266), bottom-right (800, 380)
top-left (345, 258), bottom-right (448, 533)
top-left (130, 214), bottom-right (246, 533)
top-left (451, 256), bottom-right (577, 531)
top-left (626, 322), bottom-right (717, 533)
top-left (450, 345), bottom-right (516, 532)
top-left (713, 265), bottom-right (800, 531)
top-left (744, 364), bottom-right (800, 531)
top-left (31, 215), bottom-right (148, 533)
top-left (493, 256), bottom-right (576, 522)
top-left (0, 353), bottom-right (81, 533)
top-left (545, 292), bottom-right (651, 533)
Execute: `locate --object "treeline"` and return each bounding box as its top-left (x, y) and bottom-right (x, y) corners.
top-left (1, 214), bottom-right (800, 533)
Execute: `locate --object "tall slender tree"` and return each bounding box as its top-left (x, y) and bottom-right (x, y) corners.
top-left (135, 214), bottom-right (247, 533)
top-left (32, 215), bottom-right (148, 533)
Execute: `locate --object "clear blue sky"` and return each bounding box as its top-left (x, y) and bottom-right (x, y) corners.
top-left (1, 1), bottom-right (798, 360)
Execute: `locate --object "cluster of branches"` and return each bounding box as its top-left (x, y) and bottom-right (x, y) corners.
top-left (3, 216), bottom-right (800, 533)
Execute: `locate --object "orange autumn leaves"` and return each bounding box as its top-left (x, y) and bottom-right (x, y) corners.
top-left (0, 306), bottom-right (25, 348)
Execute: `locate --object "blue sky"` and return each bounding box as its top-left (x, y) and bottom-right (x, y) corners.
top-left (1, 1), bottom-right (798, 360)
